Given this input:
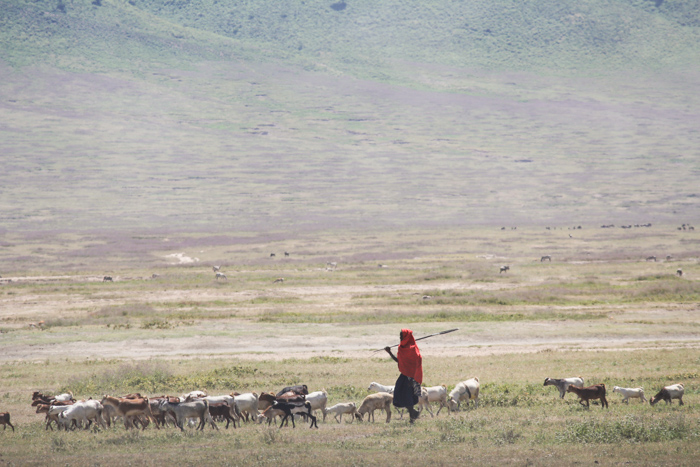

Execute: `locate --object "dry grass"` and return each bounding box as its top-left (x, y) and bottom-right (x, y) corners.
top-left (0, 226), bottom-right (699, 464)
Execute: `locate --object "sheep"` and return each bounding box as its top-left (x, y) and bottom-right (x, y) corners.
top-left (323, 402), bottom-right (357, 423)
top-left (417, 385), bottom-right (448, 417)
top-left (447, 377), bottom-right (480, 412)
top-left (612, 386), bottom-right (647, 404)
top-left (544, 377), bottom-right (584, 399)
top-left (650, 384), bottom-right (685, 406)
top-left (355, 392), bottom-right (392, 423)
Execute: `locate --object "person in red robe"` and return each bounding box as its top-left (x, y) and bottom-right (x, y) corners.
top-left (385, 328), bottom-right (423, 422)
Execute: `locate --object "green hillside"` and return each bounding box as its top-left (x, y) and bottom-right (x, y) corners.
top-left (0, 0), bottom-right (699, 233)
top-left (3, 0), bottom-right (700, 78)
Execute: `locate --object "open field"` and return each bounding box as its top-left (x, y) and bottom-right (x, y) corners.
top-left (1, 226), bottom-right (699, 465)
top-left (2, 1), bottom-right (699, 464)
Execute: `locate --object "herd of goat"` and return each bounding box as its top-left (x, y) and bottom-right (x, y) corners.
top-left (0, 377), bottom-right (686, 433)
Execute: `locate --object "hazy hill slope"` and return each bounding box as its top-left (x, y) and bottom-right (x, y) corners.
top-left (137, 0), bottom-right (700, 73)
top-left (1, 0), bottom-right (699, 76)
top-left (0, 0), bottom-right (699, 234)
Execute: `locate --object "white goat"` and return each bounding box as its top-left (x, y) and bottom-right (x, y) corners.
top-left (233, 392), bottom-right (259, 422)
top-left (418, 385), bottom-right (448, 417)
top-left (181, 390), bottom-right (207, 400)
top-left (367, 382), bottom-right (394, 393)
top-left (305, 390), bottom-right (328, 421)
top-left (612, 386), bottom-right (647, 404)
top-left (543, 377), bottom-right (584, 399)
top-left (324, 402), bottom-right (357, 423)
top-left (54, 392), bottom-right (74, 402)
top-left (60, 400), bottom-right (106, 430)
top-left (650, 383), bottom-right (685, 406)
top-left (447, 377), bottom-right (480, 412)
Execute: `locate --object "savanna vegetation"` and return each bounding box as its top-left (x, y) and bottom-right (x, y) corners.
top-left (2, 0), bottom-right (699, 465)
top-left (1, 227), bottom-right (699, 465)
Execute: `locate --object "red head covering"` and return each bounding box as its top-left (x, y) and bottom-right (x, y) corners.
top-left (396, 328), bottom-right (423, 384)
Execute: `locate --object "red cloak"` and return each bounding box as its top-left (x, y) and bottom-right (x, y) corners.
top-left (396, 328), bottom-right (423, 384)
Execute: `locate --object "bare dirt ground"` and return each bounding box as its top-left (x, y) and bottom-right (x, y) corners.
top-left (2, 275), bottom-right (699, 362)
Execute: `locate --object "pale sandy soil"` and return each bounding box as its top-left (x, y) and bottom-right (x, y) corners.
top-left (2, 275), bottom-right (699, 363)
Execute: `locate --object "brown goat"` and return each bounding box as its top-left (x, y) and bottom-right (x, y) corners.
top-left (567, 384), bottom-right (608, 409)
top-left (0, 412), bottom-right (15, 432)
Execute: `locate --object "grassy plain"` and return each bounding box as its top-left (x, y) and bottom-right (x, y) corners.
top-left (0, 226), bottom-right (699, 465)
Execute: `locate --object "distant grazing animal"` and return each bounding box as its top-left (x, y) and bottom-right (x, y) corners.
top-left (103, 276), bottom-right (113, 282)
top-left (540, 255), bottom-right (552, 262)
top-left (0, 412), bottom-right (14, 432)
top-left (499, 265), bottom-right (510, 274)
top-left (327, 262), bottom-right (337, 270)
top-left (566, 384), bottom-right (608, 409)
top-left (151, 273), bottom-right (160, 279)
top-left (567, 384), bottom-right (608, 409)
top-left (646, 256), bottom-right (657, 262)
top-left (666, 255), bottom-right (672, 261)
top-left (284, 252), bottom-right (290, 257)
top-left (270, 253), bottom-right (276, 257)
top-left (650, 384), bottom-right (684, 406)
top-left (544, 377), bottom-right (584, 399)
top-left (273, 278), bottom-right (284, 283)
top-left (215, 272), bottom-right (227, 280)
top-left (212, 266), bottom-right (220, 272)
top-left (677, 269), bottom-right (683, 277)
top-left (613, 386), bottom-right (647, 404)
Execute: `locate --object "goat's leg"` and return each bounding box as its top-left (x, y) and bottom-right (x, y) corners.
top-left (308, 412), bottom-right (318, 429)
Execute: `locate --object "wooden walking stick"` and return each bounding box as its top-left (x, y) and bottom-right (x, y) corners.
top-left (372, 328), bottom-right (459, 352)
